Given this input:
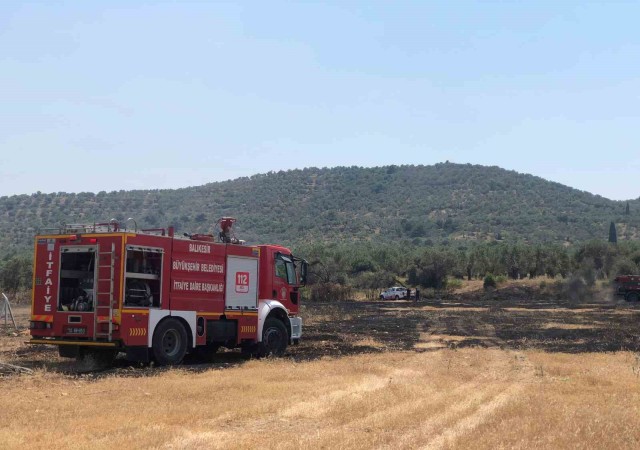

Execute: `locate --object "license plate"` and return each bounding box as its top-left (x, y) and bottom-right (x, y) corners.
top-left (66, 327), bottom-right (86, 335)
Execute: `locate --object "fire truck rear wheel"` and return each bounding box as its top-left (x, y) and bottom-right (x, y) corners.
top-left (153, 319), bottom-right (188, 365)
top-left (627, 292), bottom-right (639, 302)
top-left (260, 318), bottom-right (288, 357)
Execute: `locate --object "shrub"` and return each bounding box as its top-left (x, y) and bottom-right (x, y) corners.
top-left (422, 288), bottom-right (437, 299)
top-left (611, 258), bottom-right (638, 277)
top-left (308, 283), bottom-right (353, 302)
top-left (0, 255), bottom-right (32, 295)
top-left (484, 274), bottom-right (497, 290)
top-left (445, 278), bottom-right (463, 291)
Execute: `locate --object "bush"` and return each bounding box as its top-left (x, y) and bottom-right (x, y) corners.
top-left (421, 288), bottom-right (437, 299)
top-left (611, 258), bottom-right (638, 277)
top-left (0, 255), bottom-right (32, 294)
top-left (308, 283), bottom-right (353, 302)
top-left (484, 274), bottom-right (497, 290)
top-left (445, 278), bottom-right (463, 291)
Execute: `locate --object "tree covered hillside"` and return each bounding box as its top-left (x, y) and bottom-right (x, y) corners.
top-left (0, 163), bottom-right (638, 258)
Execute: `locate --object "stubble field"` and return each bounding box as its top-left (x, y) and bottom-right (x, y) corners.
top-left (1, 283), bottom-right (640, 449)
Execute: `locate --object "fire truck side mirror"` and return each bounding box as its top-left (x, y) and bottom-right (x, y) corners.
top-left (300, 261), bottom-right (308, 286)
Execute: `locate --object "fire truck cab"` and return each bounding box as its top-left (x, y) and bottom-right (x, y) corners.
top-left (29, 219), bottom-right (307, 365)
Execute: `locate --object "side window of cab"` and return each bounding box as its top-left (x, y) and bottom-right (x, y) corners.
top-left (275, 259), bottom-right (287, 279)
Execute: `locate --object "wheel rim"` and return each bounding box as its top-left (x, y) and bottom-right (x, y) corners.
top-left (264, 326), bottom-right (284, 352)
top-left (162, 329), bottom-right (181, 357)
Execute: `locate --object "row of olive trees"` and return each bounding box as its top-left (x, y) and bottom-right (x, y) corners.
top-left (405, 242), bottom-right (633, 290)
top-left (3, 240), bottom-right (639, 299)
top-left (295, 240), bottom-right (640, 298)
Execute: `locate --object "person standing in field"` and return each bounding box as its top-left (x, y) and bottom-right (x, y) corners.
top-left (406, 288), bottom-right (411, 300)
top-left (415, 288), bottom-right (420, 302)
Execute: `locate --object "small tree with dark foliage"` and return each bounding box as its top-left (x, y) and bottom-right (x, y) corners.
top-left (609, 221), bottom-right (617, 244)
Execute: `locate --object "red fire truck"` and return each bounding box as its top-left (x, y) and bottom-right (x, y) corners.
top-left (29, 218), bottom-right (307, 365)
top-left (613, 275), bottom-right (640, 302)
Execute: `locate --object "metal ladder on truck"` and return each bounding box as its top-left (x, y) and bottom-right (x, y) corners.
top-left (94, 243), bottom-right (115, 341)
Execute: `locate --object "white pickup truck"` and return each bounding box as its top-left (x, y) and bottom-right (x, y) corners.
top-left (380, 286), bottom-right (408, 300)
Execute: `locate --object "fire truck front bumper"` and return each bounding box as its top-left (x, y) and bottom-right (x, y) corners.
top-left (290, 316), bottom-right (302, 342)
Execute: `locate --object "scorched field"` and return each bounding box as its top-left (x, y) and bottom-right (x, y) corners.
top-left (1, 282), bottom-right (640, 449)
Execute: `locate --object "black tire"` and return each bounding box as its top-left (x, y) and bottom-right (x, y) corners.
top-left (395, 295), bottom-right (399, 300)
top-left (380, 295), bottom-right (384, 300)
top-left (626, 292), bottom-right (639, 302)
top-left (259, 318), bottom-right (288, 357)
top-left (152, 318), bottom-right (188, 365)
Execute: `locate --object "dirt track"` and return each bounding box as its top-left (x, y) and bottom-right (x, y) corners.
top-left (2, 288), bottom-right (639, 375)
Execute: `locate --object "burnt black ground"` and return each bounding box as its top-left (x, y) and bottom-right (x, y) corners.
top-left (294, 293), bottom-right (640, 359)
top-left (3, 293), bottom-right (640, 378)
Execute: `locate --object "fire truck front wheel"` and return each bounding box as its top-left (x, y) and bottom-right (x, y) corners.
top-left (259, 317), bottom-right (288, 357)
top-left (153, 319), bottom-right (188, 365)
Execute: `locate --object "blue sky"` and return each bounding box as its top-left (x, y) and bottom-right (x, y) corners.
top-left (0, 1), bottom-right (638, 200)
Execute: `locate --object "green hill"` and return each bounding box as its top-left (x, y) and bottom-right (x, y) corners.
top-left (1, 163), bottom-right (638, 257)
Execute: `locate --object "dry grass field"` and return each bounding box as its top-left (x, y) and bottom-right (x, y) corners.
top-left (2, 283), bottom-right (640, 449)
